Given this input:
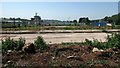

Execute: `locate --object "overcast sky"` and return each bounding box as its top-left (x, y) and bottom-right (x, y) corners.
top-left (1, 1), bottom-right (119, 21)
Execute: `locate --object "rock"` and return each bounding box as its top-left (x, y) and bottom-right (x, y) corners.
top-left (94, 51), bottom-right (102, 55)
top-left (67, 55), bottom-right (82, 61)
top-left (52, 56), bottom-right (55, 60)
top-left (7, 60), bottom-right (12, 63)
top-left (7, 50), bottom-right (12, 56)
top-left (73, 49), bottom-right (80, 52)
top-left (7, 50), bottom-right (12, 53)
top-left (17, 51), bottom-right (24, 55)
top-left (67, 56), bottom-right (74, 59)
top-left (92, 48), bottom-right (103, 52)
top-left (22, 43), bottom-right (36, 53)
top-left (20, 55), bottom-right (24, 59)
top-left (92, 48), bottom-right (99, 52)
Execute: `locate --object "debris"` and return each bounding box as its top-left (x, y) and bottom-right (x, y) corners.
top-left (7, 50), bottom-right (12, 53)
top-left (92, 48), bottom-right (103, 52)
top-left (7, 60), bottom-right (11, 63)
top-left (52, 56), bottom-right (55, 60)
top-left (67, 55), bottom-right (82, 61)
top-left (22, 43), bottom-right (36, 53)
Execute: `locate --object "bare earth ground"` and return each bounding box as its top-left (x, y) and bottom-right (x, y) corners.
top-left (2, 44), bottom-right (120, 67)
top-left (0, 33), bottom-right (109, 44)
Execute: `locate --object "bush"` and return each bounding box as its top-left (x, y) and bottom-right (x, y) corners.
top-left (83, 33), bottom-right (120, 50)
top-left (105, 33), bottom-right (120, 49)
top-left (83, 39), bottom-right (104, 49)
top-left (62, 33), bottom-right (120, 50)
top-left (2, 37), bottom-right (25, 53)
top-left (102, 29), bottom-right (108, 33)
top-left (15, 37), bottom-right (25, 50)
top-left (84, 39), bottom-right (92, 46)
top-left (2, 37), bottom-right (16, 53)
top-left (34, 36), bottom-right (47, 50)
top-left (92, 39), bottom-right (104, 49)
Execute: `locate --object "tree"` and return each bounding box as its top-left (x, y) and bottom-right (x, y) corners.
top-left (41, 20), bottom-right (43, 22)
top-left (73, 20), bottom-right (77, 26)
top-left (78, 18), bottom-right (83, 23)
top-left (3, 18), bottom-right (6, 19)
top-left (79, 17), bottom-right (90, 25)
top-left (31, 18), bottom-right (34, 21)
top-left (70, 21), bottom-right (73, 23)
top-left (85, 17), bottom-right (90, 25)
top-left (73, 20), bottom-right (77, 23)
top-left (18, 24), bottom-right (20, 28)
top-left (104, 16), bottom-right (109, 21)
top-left (103, 13), bottom-right (120, 25)
top-left (10, 18), bottom-right (13, 20)
top-left (13, 18), bottom-right (15, 26)
top-left (16, 17), bottom-right (21, 20)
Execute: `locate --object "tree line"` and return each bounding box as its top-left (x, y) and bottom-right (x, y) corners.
top-left (72, 13), bottom-right (120, 25)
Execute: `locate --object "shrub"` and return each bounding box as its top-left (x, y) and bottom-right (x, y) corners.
top-left (15, 37), bottom-right (25, 50)
top-left (62, 33), bottom-right (120, 50)
top-left (2, 37), bottom-right (25, 53)
top-left (105, 33), bottom-right (120, 49)
top-left (95, 60), bottom-right (107, 65)
top-left (62, 42), bottom-right (83, 46)
top-left (84, 33), bottom-right (120, 50)
top-left (2, 37), bottom-right (16, 53)
top-left (84, 39), bottom-right (92, 46)
top-left (98, 52), bottom-right (113, 58)
top-left (34, 36), bottom-right (47, 50)
top-left (102, 29), bottom-right (108, 33)
top-left (91, 39), bottom-right (104, 49)
top-left (83, 39), bottom-right (104, 49)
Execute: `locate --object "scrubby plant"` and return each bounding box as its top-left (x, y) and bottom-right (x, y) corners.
top-left (34, 36), bottom-right (47, 50)
top-left (62, 42), bottom-right (83, 46)
top-left (79, 64), bottom-right (86, 68)
top-left (2, 37), bottom-right (25, 53)
top-left (83, 33), bottom-right (120, 50)
top-left (15, 37), bottom-right (25, 50)
top-left (83, 39), bottom-right (103, 49)
top-left (91, 39), bottom-right (104, 49)
top-left (62, 33), bottom-right (120, 50)
top-left (2, 37), bottom-right (16, 53)
top-left (95, 60), bottom-right (107, 65)
top-left (84, 39), bottom-right (92, 46)
top-left (102, 29), bottom-right (108, 33)
top-left (105, 33), bottom-right (120, 49)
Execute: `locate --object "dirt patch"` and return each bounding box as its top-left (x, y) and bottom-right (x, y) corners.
top-left (2, 44), bottom-right (120, 67)
top-left (0, 33), bottom-right (108, 44)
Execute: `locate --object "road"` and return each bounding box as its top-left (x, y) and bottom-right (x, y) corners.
top-left (1, 29), bottom-right (120, 34)
top-left (0, 33), bottom-right (110, 44)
